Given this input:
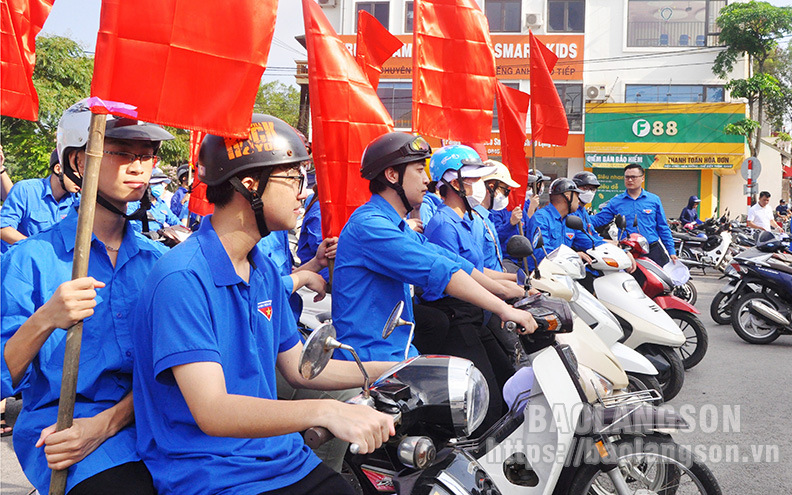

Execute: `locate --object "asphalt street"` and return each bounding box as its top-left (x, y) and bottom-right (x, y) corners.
top-left (1, 273), bottom-right (790, 493)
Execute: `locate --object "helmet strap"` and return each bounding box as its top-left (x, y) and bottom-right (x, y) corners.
top-left (229, 174), bottom-right (270, 239)
top-left (485, 182), bottom-right (497, 211)
top-left (442, 169), bottom-right (475, 219)
top-left (377, 169), bottom-right (413, 214)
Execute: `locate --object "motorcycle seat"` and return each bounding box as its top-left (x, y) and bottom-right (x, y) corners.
top-left (767, 260), bottom-right (792, 275)
top-left (674, 233), bottom-right (706, 243)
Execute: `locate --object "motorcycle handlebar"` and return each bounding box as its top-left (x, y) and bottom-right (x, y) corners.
top-left (505, 317), bottom-right (549, 334)
top-left (304, 412), bottom-right (402, 455)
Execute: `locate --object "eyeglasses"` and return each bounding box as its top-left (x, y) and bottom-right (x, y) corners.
top-left (624, 175), bottom-right (644, 180)
top-left (104, 150), bottom-right (159, 165)
top-left (270, 172), bottom-right (306, 193)
top-left (498, 186), bottom-right (512, 196)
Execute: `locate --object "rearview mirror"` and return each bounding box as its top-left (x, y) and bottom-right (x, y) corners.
top-left (615, 214), bottom-right (626, 230)
top-left (382, 301), bottom-right (410, 339)
top-left (507, 235), bottom-right (534, 259)
top-left (298, 323), bottom-right (339, 380)
top-left (565, 215), bottom-right (585, 231)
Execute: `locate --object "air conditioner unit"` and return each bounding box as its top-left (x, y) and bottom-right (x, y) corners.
top-left (585, 85), bottom-right (607, 101)
top-left (317, 0), bottom-right (337, 7)
top-left (525, 13), bottom-right (543, 27)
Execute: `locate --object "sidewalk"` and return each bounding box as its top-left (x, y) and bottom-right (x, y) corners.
top-left (1, 397), bottom-right (34, 495)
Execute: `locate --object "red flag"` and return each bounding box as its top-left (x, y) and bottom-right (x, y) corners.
top-left (529, 31), bottom-right (568, 146)
top-left (495, 82), bottom-right (531, 210)
top-left (0, 0), bottom-right (54, 120)
top-left (91, 0), bottom-right (278, 138)
top-left (412, 0), bottom-right (496, 143)
top-left (355, 10), bottom-right (403, 90)
top-left (302, 0), bottom-right (394, 238)
top-left (187, 130), bottom-right (214, 217)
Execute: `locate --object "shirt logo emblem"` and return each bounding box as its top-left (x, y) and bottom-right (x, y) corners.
top-left (257, 300), bottom-right (273, 320)
top-left (566, 232), bottom-right (575, 240)
top-left (643, 209), bottom-right (653, 214)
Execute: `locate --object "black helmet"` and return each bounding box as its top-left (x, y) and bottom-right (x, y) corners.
top-left (549, 178), bottom-right (583, 196)
top-left (572, 171), bottom-right (600, 188)
top-left (528, 170), bottom-right (547, 185)
top-left (177, 163), bottom-right (190, 181)
top-left (198, 114), bottom-right (310, 186)
top-left (360, 132), bottom-right (432, 180)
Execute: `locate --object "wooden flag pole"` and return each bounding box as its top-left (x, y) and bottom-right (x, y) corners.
top-left (49, 112), bottom-right (107, 495)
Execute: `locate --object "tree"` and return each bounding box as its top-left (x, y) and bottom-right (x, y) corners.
top-left (253, 81), bottom-right (300, 127)
top-left (713, 1), bottom-right (792, 158)
top-left (764, 43), bottom-right (792, 134)
top-left (1, 35), bottom-right (93, 182)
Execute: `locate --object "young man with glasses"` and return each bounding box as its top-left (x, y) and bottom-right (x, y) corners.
top-left (131, 115), bottom-right (397, 495)
top-left (591, 163), bottom-right (677, 266)
top-left (1, 100), bottom-right (174, 494)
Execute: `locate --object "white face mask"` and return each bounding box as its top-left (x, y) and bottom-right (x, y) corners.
top-left (467, 180), bottom-right (487, 207)
top-left (492, 192), bottom-right (509, 211)
top-left (579, 190), bottom-right (595, 204)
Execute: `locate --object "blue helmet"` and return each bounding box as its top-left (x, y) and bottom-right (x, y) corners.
top-left (429, 145), bottom-right (484, 184)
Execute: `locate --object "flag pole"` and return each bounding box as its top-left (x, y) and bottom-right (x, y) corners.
top-left (49, 111), bottom-right (107, 495)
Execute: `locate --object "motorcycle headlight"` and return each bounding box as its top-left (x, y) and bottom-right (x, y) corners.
top-left (621, 278), bottom-right (646, 299)
top-left (448, 358), bottom-right (489, 436)
top-left (578, 366), bottom-right (615, 399)
top-left (638, 236), bottom-right (650, 255)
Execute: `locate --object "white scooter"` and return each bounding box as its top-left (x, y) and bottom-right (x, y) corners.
top-left (566, 215), bottom-right (687, 401)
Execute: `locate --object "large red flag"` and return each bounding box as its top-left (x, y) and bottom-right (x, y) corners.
top-left (0, 0), bottom-right (54, 120)
top-left (302, 0), bottom-right (394, 238)
top-left (495, 82), bottom-right (531, 210)
top-left (355, 10), bottom-right (403, 90)
top-left (529, 31), bottom-right (568, 146)
top-left (91, 0), bottom-right (278, 138)
top-left (412, 0), bottom-right (496, 143)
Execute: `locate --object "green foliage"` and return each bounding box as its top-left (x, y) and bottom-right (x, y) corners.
top-left (158, 126), bottom-right (189, 168)
top-left (764, 43), bottom-right (792, 129)
top-left (1, 35), bottom-right (93, 182)
top-left (725, 73), bottom-right (783, 103)
top-left (724, 119), bottom-right (761, 137)
top-left (253, 81), bottom-right (300, 126)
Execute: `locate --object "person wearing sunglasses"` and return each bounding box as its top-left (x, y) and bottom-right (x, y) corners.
top-left (590, 163), bottom-right (677, 266)
top-left (131, 115), bottom-right (396, 495)
top-left (1, 100), bottom-right (174, 495)
top-left (480, 160), bottom-right (523, 272)
top-left (331, 133), bottom-right (537, 375)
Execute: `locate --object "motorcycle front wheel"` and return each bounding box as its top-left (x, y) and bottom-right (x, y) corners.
top-left (566, 434), bottom-right (722, 495)
top-left (666, 309), bottom-right (708, 369)
top-left (731, 292), bottom-right (783, 344)
top-left (673, 281), bottom-right (697, 306)
top-left (640, 345), bottom-right (685, 401)
top-left (626, 373), bottom-right (664, 402)
top-left (709, 291), bottom-right (732, 325)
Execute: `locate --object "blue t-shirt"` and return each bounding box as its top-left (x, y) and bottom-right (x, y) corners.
top-left (424, 204), bottom-right (486, 278)
top-left (0, 176), bottom-right (76, 253)
top-left (570, 205), bottom-right (605, 251)
top-left (419, 192), bottom-right (443, 226)
top-left (127, 198), bottom-right (180, 233)
top-left (296, 193), bottom-right (329, 282)
top-left (170, 186), bottom-right (189, 219)
top-left (591, 189), bottom-right (676, 255)
top-left (526, 203), bottom-right (577, 268)
top-left (257, 230), bottom-right (305, 321)
top-left (332, 194), bottom-right (474, 362)
top-left (0, 209), bottom-right (166, 494)
top-left (489, 208), bottom-right (520, 264)
top-left (132, 217), bottom-right (319, 495)
top-left (472, 205), bottom-right (503, 272)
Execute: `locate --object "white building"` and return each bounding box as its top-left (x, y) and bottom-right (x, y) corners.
top-left (315, 0), bottom-right (783, 219)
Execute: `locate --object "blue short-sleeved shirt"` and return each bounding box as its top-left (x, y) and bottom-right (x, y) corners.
top-left (419, 192), bottom-right (443, 226)
top-left (570, 206), bottom-right (605, 251)
top-left (332, 195), bottom-right (475, 362)
top-left (0, 209), bottom-right (166, 494)
top-left (257, 230), bottom-right (306, 321)
top-left (591, 189), bottom-right (676, 255)
top-left (170, 186), bottom-right (188, 219)
top-left (489, 208), bottom-right (520, 263)
top-left (526, 203), bottom-right (577, 268)
top-left (132, 217), bottom-right (319, 495)
top-left (296, 194), bottom-right (329, 282)
top-left (127, 198), bottom-right (180, 233)
top-left (472, 205), bottom-right (503, 272)
top-left (424, 204), bottom-right (486, 276)
top-left (0, 176), bottom-right (76, 253)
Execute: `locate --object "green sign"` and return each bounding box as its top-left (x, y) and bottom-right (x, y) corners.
top-left (585, 112), bottom-right (744, 145)
top-left (591, 168), bottom-right (626, 212)
top-left (586, 154), bottom-right (654, 168)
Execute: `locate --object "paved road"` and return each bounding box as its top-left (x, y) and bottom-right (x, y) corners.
top-left (2, 273), bottom-right (791, 493)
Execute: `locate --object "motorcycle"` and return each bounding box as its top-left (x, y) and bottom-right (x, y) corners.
top-left (565, 215), bottom-right (687, 401)
top-left (620, 232), bottom-right (708, 370)
top-left (673, 214), bottom-right (733, 273)
top-left (299, 301), bottom-right (722, 494)
top-left (729, 235), bottom-right (792, 344)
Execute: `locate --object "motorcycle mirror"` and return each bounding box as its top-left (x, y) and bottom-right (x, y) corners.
top-left (507, 235), bottom-right (534, 259)
top-left (633, 215), bottom-right (638, 228)
top-left (298, 323), bottom-right (340, 380)
top-left (382, 301), bottom-right (409, 339)
top-left (534, 230), bottom-right (545, 250)
top-left (615, 214), bottom-right (626, 230)
top-left (565, 215), bottom-right (585, 231)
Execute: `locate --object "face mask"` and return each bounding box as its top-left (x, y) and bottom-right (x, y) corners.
top-left (492, 192), bottom-right (509, 211)
top-left (150, 183), bottom-right (165, 199)
top-left (467, 180), bottom-right (487, 207)
top-left (579, 190), bottom-right (595, 204)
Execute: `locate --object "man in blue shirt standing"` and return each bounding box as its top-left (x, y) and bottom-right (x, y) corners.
top-left (0, 149), bottom-right (79, 253)
top-left (332, 133), bottom-right (536, 365)
top-left (1, 100), bottom-right (174, 495)
top-left (131, 115), bottom-right (396, 495)
top-left (591, 163), bottom-right (677, 266)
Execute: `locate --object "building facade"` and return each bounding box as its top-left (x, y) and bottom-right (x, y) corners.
top-left (317, 0), bottom-right (782, 219)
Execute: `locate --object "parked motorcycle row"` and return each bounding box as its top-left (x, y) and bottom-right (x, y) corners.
top-left (293, 213), bottom-right (734, 494)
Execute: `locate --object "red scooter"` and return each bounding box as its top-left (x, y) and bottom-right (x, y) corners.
top-left (620, 233), bottom-right (709, 370)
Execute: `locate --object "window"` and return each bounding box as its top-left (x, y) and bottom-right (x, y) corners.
top-left (626, 0), bottom-right (726, 48)
top-left (556, 83), bottom-right (583, 131)
top-left (405, 1), bottom-right (413, 33)
top-left (486, 0), bottom-right (521, 33)
top-left (377, 82), bottom-right (412, 129)
top-left (356, 2), bottom-right (390, 30)
top-left (547, 0), bottom-right (585, 33)
top-left (625, 84), bottom-right (726, 103)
